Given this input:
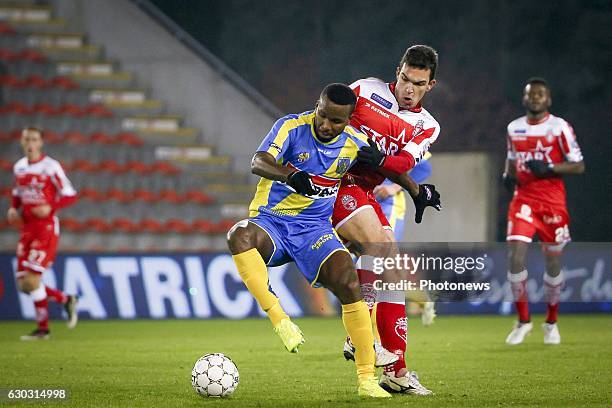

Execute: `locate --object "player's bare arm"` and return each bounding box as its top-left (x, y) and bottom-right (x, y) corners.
top-left (251, 152), bottom-right (295, 182)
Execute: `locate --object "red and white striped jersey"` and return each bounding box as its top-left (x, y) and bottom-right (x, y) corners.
top-left (345, 78), bottom-right (440, 191)
top-left (507, 113), bottom-right (583, 205)
top-left (12, 155), bottom-right (77, 229)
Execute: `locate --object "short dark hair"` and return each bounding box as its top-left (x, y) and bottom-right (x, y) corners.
top-left (22, 126), bottom-right (43, 138)
top-left (320, 83), bottom-right (357, 109)
top-left (526, 77), bottom-right (549, 90)
top-left (399, 45), bottom-right (438, 80)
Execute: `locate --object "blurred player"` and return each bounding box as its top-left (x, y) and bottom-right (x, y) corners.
top-left (503, 78), bottom-right (585, 345)
top-left (227, 84), bottom-right (391, 398)
top-left (374, 154), bottom-right (436, 326)
top-left (333, 45), bottom-right (440, 395)
top-left (7, 126), bottom-right (79, 340)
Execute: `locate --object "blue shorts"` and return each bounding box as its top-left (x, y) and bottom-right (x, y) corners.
top-left (379, 191), bottom-right (407, 242)
top-left (249, 213), bottom-right (348, 287)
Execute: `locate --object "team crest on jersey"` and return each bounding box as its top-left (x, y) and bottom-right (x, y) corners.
top-left (341, 194), bottom-right (357, 211)
top-left (370, 93), bottom-right (393, 109)
top-left (546, 128), bottom-right (555, 143)
top-left (336, 157), bottom-right (350, 174)
top-left (297, 152), bottom-right (310, 163)
top-left (411, 119), bottom-right (425, 139)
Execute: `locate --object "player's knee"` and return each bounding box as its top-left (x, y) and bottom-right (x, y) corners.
top-left (17, 275), bottom-right (36, 293)
top-left (226, 220), bottom-right (255, 254)
top-left (333, 269), bottom-right (362, 304)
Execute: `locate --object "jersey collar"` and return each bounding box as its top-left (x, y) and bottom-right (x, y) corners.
top-left (526, 112), bottom-right (550, 125)
top-left (27, 154), bottom-right (45, 165)
top-left (389, 82), bottom-right (423, 113)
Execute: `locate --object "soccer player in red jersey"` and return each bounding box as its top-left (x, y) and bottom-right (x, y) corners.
top-left (503, 78), bottom-right (585, 345)
top-left (333, 45), bottom-right (441, 395)
top-left (7, 126), bottom-right (79, 340)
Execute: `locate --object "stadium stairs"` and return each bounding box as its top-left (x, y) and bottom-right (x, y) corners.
top-left (0, 2), bottom-right (255, 251)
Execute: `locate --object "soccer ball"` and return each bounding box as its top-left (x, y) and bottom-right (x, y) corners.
top-left (191, 353), bottom-right (239, 397)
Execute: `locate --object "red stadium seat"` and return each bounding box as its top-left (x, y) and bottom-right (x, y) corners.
top-left (60, 217), bottom-right (84, 232)
top-left (125, 160), bottom-right (150, 174)
top-left (59, 104), bottom-right (85, 117)
top-left (0, 159), bottom-right (13, 171)
top-left (83, 217), bottom-right (111, 233)
top-left (214, 219), bottom-right (238, 234)
top-left (33, 102), bottom-right (57, 115)
top-left (191, 219), bottom-right (215, 234)
top-left (0, 22), bottom-right (16, 34)
top-left (114, 132), bottom-right (144, 147)
top-left (97, 160), bottom-right (125, 174)
top-left (79, 187), bottom-right (103, 201)
top-left (85, 104), bottom-right (114, 118)
top-left (164, 219), bottom-right (191, 234)
top-left (72, 159), bottom-right (98, 172)
top-left (131, 188), bottom-right (157, 202)
top-left (103, 188), bottom-right (128, 202)
top-left (90, 132), bottom-right (115, 145)
top-left (49, 76), bottom-right (79, 90)
top-left (151, 161), bottom-right (181, 175)
top-left (25, 75), bottom-right (50, 89)
top-left (63, 131), bottom-right (88, 144)
top-left (138, 218), bottom-right (164, 233)
top-left (158, 189), bottom-right (182, 203)
top-left (110, 218), bottom-right (138, 233)
top-left (183, 190), bottom-right (214, 204)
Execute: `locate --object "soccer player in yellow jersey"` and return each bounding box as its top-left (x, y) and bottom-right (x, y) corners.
top-left (227, 84), bottom-right (391, 398)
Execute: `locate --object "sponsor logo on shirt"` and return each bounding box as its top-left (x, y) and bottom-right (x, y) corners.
top-left (297, 152), bottom-right (310, 163)
top-left (370, 93), bottom-right (393, 109)
top-left (515, 129), bottom-right (527, 134)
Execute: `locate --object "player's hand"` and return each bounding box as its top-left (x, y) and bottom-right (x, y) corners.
top-left (502, 172), bottom-right (517, 193)
top-left (7, 207), bottom-right (21, 225)
top-left (411, 184), bottom-right (441, 224)
top-left (373, 184), bottom-right (400, 200)
top-left (357, 138), bottom-right (386, 168)
top-left (526, 160), bottom-right (554, 178)
top-left (287, 171), bottom-right (316, 196)
top-left (31, 204), bottom-right (52, 218)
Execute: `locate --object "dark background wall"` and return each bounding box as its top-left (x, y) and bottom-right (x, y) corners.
top-left (151, 0), bottom-right (612, 241)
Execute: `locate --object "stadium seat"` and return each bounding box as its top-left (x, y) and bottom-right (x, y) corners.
top-left (163, 218), bottom-right (191, 234)
top-left (60, 217), bottom-right (84, 232)
top-left (158, 189), bottom-right (182, 203)
top-left (83, 217), bottom-right (111, 233)
top-left (191, 219), bottom-right (215, 234)
top-left (131, 188), bottom-right (157, 203)
top-left (183, 190), bottom-right (215, 204)
top-left (138, 218), bottom-right (164, 233)
top-left (79, 187), bottom-right (103, 201)
top-left (110, 217), bottom-right (138, 233)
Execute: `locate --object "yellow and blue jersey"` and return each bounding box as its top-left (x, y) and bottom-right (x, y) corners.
top-left (249, 111), bottom-right (369, 221)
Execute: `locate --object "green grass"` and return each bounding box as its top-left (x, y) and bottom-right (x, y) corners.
top-left (0, 315), bottom-right (611, 407)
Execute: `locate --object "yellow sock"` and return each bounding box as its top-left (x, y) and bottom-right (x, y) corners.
top-left (370, 303), bottom-right (381, 343)
top-left (342, 301), bottom-right (375, 382)
top-left (233, 248), bottom-right (288, 326)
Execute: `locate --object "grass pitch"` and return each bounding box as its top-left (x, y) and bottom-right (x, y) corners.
top-left (0, 314), bottom-right (611, 407)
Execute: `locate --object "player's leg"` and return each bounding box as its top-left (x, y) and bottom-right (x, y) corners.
top-left (226, 218), bottom-right (303, 352)
top-left (316, 250), bottom-right (389, 398)
top-left (16, 271), bottom-right (50, 340)
top-left (539, 214), bottom-right (570, 345)
top-left (505, 200), bottom-right (536, 344)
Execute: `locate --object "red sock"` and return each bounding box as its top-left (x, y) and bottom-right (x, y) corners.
top-left (509, 270), bottom-right (530, 322)
top-left (357, 269), bottom-right (377, 313)
top-left (34, 298), bottom-right (49, 331)
top-left (546, 303), bottom-right (559, 323)
top-left (377, 302), bottom-right (407, 375)
top-left (45, 286), bottom-right (68, 304)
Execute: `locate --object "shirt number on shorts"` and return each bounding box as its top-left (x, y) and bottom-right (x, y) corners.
top-left (555, 225), bottom-right (569, 243)
top-left (28, 249), bottom-right (47, 264)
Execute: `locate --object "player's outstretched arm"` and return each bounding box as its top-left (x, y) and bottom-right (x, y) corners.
top-left (550, 160), bottom-right (585, 175)
top-left (385, 171), bottom-right (441, 224)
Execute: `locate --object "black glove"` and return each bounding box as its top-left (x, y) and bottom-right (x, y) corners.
top-left (287, 170), bottom-right (316, 195)
top-left (411, 184), bottom-right (441, 224)
top-left (526, 160), bottom-right (554, 178)
top-left (357, 138), bottom-right (386, 168)
top-left (502, 172), bottom-right (517, 193)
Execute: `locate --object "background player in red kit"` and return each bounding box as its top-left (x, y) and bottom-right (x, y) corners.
top-left (503, 78), bottom-right (585, 345)
top-left (7, 126), bottom-right (79, 340)
top-left (333, 45), bottom-right (441, 395)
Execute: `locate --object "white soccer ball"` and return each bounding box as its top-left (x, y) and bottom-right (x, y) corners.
top-left (191, 353), bottom-right (239, 397)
